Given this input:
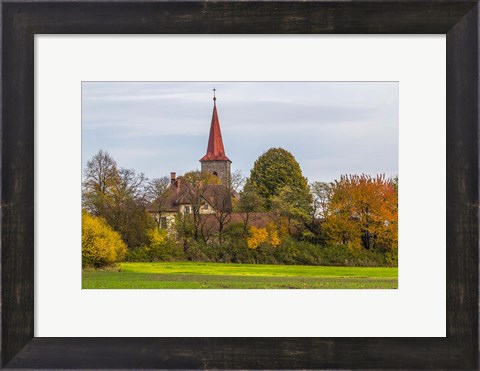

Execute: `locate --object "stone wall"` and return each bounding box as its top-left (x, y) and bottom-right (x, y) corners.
top-left (201, 160), bottom-right (231, 185)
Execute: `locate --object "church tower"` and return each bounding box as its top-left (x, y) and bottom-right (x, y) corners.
top-left (199, 90), bottom-right (231, 185)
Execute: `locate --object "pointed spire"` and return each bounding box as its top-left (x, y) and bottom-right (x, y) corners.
top-left (200, 90), bottom-right (230, 162)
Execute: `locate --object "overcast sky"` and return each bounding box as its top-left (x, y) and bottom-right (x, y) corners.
top-left (82, 81), bottom-right (398, 184)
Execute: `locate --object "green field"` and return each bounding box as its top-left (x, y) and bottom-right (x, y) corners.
top-left (82, 262), bottom-right (397, 289)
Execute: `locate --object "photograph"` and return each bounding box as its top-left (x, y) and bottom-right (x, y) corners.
top-left (81, 81), bottom-right (398, 289)
top-left (4, 2), bottom-right (477, 368)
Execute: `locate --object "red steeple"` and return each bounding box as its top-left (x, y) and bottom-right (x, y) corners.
top-left (200, 90), bottom-right (230, 162)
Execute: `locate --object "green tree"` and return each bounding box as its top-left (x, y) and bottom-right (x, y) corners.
top-left (271, 185), bottom-right (312, 236)
top-left (236, 182), bottom-right (265, 233)
top-left (247, 147), bottom-right (311, 209)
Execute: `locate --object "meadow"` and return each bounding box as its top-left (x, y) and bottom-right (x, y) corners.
top-left (82, 262), bottom-right (398, 289)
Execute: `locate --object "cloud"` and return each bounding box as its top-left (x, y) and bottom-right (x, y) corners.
top-left (82, 81), bottom-right (398, 182)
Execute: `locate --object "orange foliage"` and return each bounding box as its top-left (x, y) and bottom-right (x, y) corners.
top-left (323, 174), bottom-right (398, 251)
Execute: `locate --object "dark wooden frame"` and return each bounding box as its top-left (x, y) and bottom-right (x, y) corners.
top-left (1, 1), bottom-right (478, 369)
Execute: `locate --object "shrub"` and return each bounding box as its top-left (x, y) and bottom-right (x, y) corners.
top-left (125, 228), bottom-right (184, 262)
top-left (223, 222), bottom-right (247, 243)
top-left (272, 238), bottom-right (322, 266)
top-left (82, 211), bottom-right (127, 268)
top-left (384, 248), bottom-right (398, 267)
top-left (247, 226), bottom-right (269, 249)
top-left (247, 224), bottom-right (282, 249)
top-left (319, 244), bottom-right (387, 267)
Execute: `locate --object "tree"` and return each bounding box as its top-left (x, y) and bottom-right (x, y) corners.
top-left (145, 176), bottom-right (171, 228)
top-left (323, 174), bottom-right (398, 251)
top-left (82, 211), bottom-right (127, 268)
top-left (209, 185), bottom-right (233, 243)
top-left (146, 176), bottom-right (170, 203)
top-left (229, 169), bottom-right (246, 193)
top-left (247, 147), bottom-right (311, 209)
top-left (82, 150), bottom-right (155, 249)
top-left (310, 181), bottom-right (332, 220)
top-left (82, 150), bottom-right (119, 215)
top-left (271, 185), bottom-right (312, 236)
top-left (236, 182), bottom-right (265, 233)
top-left (182, 170), bottom-right (221, 241)
top-left (301, 181), bottom-right (333, 243)
top-left (108, 168), bottom-right (155, 249)
top-left (246, 223), bottom-right (281, 249)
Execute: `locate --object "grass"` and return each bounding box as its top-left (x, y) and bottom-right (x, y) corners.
top-left (82, 262), bottom-right (397, 289)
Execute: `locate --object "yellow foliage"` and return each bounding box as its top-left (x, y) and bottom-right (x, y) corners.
top-left (266, 222), bottom-right (281, 247)
top-left (247, 226), bottom-right (268, 249)
top-left (269, 229), bottom-right (281, 247)
top-left (146, 227), bottom-right (167, 247)
top-left (247, 224), bottom-right (282, 249)
top-left (82, 211), bottom-right (127, 267)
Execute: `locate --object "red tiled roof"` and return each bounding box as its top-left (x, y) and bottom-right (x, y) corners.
top-left (200, 98), bottom-right (231, 162)
top-left (147, 178), bottom-right (232, 213)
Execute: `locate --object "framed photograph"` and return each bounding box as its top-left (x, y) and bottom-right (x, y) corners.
top-left (79, 81), bottom-right (399, 291)
top-left (2, 1), bottom-right (478, 369)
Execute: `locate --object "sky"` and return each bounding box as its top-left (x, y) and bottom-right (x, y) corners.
top-left (82, 81), bottom-right (398, 184)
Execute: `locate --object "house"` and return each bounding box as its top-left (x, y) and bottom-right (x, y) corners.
top-left (147, 171), bottom-right (233, 230)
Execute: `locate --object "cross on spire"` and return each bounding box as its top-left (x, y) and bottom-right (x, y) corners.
top-left (213, 88), bottom-right (216, 104)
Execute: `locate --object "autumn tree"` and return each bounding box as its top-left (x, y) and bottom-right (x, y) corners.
top-left (229, 169), bottom-right (246, 193)
top-left (82, 150), bottom-right (119, 215)
top-left (182, 170), bottom-right (221, 241)
top-left (108, 168), bottom-right (155, 248)
top-left (310, 181), bottom-right (332, 220)
top-left (305, 181), bottom-right (333, 242)
top-left (82, 211), bottom-right (127, 268)
top-left (323, 174), bottom-right (398, 251)
top-left (82, 150), bottom-right (155, 249)
top-left (146, 176), bottom-right (170, 203)
top-left (146, 176), bottom-right (171, 228)
top-left (247, 147), bottom-right (311, 209)
top-left (208, 185), bottom-right (234, 243)
top-left (247, 223), bottom-right (281, 249)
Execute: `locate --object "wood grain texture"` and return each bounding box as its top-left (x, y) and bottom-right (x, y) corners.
top-left (446, 3), bottom-right (479, 366)
top-left (1, 2), bottom-right (35, 368)
top-left (2, 1), bottom-right (479, 34)
top-left (1, 1), bottom-right (479, 369)
top-left (0, 337), bottom-right (470, 369)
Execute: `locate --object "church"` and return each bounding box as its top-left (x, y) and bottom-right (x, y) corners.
top-left (199, 90), bottom-right (232, 185)
top-left (147, 91), bottom-right (234, 229)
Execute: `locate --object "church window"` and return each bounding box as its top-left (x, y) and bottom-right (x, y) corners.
top-left (184, 205), bottom-right (191, 214)
top-left (160, 217), bottom-right (167, 229)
